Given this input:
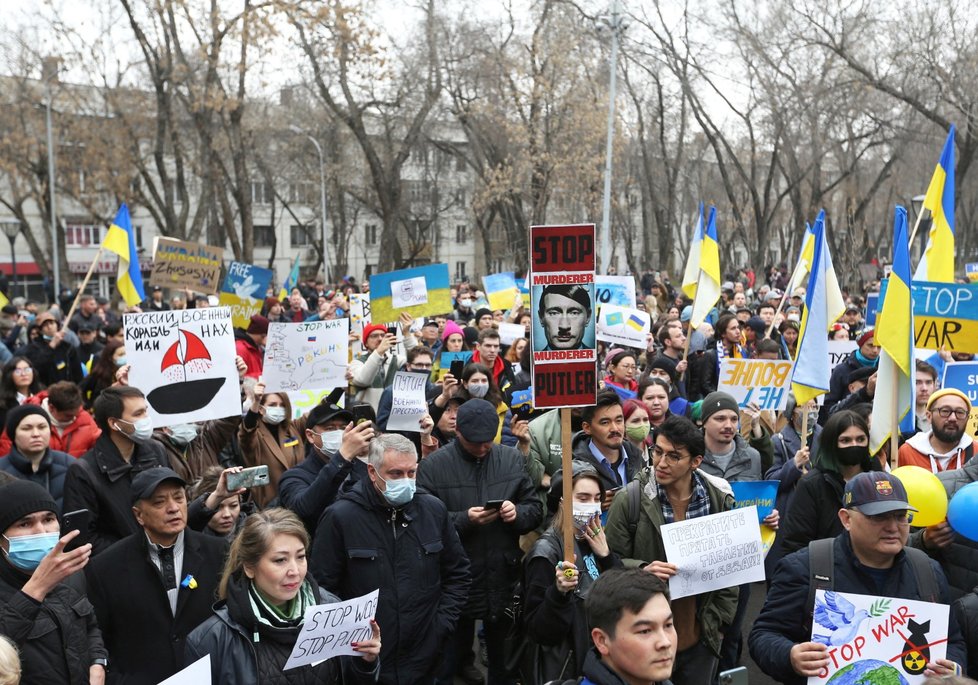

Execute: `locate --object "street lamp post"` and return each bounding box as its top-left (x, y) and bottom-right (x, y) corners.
top-left (44, 80), bottom-right (60, 301)
top-left (290, 126), bottom-right (331, 284)
top-left (0, 221), bottom-right (21, 299)
top-left (598, 0), bottom-right (626, 275)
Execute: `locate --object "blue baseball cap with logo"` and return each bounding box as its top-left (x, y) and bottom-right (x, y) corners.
top-left (843, 472), bottom-right (917, 516)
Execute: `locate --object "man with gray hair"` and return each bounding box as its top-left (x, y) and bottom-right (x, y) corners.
top-left (311, 433), bottom-right (471, 685)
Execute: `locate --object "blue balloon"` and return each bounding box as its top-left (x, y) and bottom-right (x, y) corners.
top-left (948, 481), bottom-right (978, 542)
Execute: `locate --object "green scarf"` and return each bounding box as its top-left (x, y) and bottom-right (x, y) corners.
top-left (249, 579), bottom-right (316, 629)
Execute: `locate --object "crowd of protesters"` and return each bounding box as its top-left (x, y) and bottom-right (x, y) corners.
top-left (0, 266), bottom-right (974, 685)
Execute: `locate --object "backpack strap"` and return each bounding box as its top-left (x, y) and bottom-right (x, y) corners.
top-left (807, 538), bottom-right (835, 622)
top-left (964, 442), bottom-right (975, 466)
top-left (626, 479), bottom-right (642, 539)
top-left (904, 547), bottom-right (940, 604)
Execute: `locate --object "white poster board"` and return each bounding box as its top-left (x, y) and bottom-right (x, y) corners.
top-left (349, 293), bottom-right (371, 335)
top-left (660, 506), bottom-right (765, 599)
top-left (717, 358), bottom-right (794, 412)
top-left (828, 340), bottom-right (858, 375)
top-left (285, 590), bottom-right (379, 671)
top-left (386, 371), bottom-right (429, 432)
top-left (262, 319), bottom-right (350, 393)
top-left (498, 322), bottom-right (526, 346)
top-left (596, 304), bottom-right (651, 348)
top-left (807, 590), bottom-right (949, 684)
top-left (159, 654), bottom-right (211, 685)
top-left (594, 275), bottom-right (637, 308)
top-left (124, 307), bottom-right (240, 428)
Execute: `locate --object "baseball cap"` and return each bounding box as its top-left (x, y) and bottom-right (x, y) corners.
top-left (843, 472), bottom-right (917, 516)
top-left (307, 402), bottom-right (353, 427)
top-left (131, 467), bottom-right (187, 504)
top-left (455, 399), bottom-right (500, 443)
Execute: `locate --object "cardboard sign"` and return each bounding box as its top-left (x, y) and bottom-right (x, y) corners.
top-left (828, 340), bottom-right (858, 374)
top-left (386, 371), bottom-right (429, 432)
top-left (222, 261), bottom-right (274, 300)
top-left (483, 272), bottom-right (519, 311)
top-left (596, 304), bottom-right (650, 348)
top-left (530, 224), bottom-right (597, 408)
top-left (124, 307), bottom-right (240, 427)
top-left (149, 237), bottom-right (223, 294)
top-left (370, 264), bottom-right (452, 323)
top-left (498, 322), bottom-right (526, 346)
top-left (217, 291), bottom-right (263, 330)
top-left (660, 506), bottom-right (765, 599)
top-left (159, 655), bottom-right (211, 685)
top-left (349, 293), bottom-right (371, 335)
top-left (262, 319), bottom-right (349, 393)
top-left (717, 358), bottom-right (794, 411)
top-left (730, 481), bottom-right (778, 522)
top-left (807, 590), bottom-right (948, 684)
top-left (284, 590), bottom-right (379, 671)
top-left (594, 275), bottom-right (637, 308)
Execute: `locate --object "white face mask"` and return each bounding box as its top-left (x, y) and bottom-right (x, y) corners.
top-left (115, 416), bottom-right (153, 443)
top-left (318, 429), bottom-right (343, 453)
top-left (572, 502), bottom-right (602, 528)
top-left (263, 406), bottom-right (287, 425)
top-left (467, 382), bottom-right (489, 398)
top-left (168, 423), bottom-right (198, 446)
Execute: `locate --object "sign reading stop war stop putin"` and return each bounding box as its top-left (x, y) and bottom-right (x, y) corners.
top-left (530, 224), bottom-right (597, 408)
top-left (880, 279), bottom-right (978, 353)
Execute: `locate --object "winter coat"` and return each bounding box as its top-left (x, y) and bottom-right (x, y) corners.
top-left (553, 648), bottom-right (673, 685)
top-left (0, 446), bottom-right (74, 512)
top-left (604, 467), bottom-right (738, 658)
top-left (238, 398), bottom-right (306, 508)
top-left (153, 416), bottom-right (241, 483)
top-left (416, 439), bottom-right (542, 619)
top-left (234, 330), bottom-right (264, 379)
top-left (0, 392), bottom-right (101, 457)
top-left (820, 351), bottom-right (874, 421)
top-left (749, 532), bottom-right (966, 685)
top-left (570, 430), bottom-right (643, 492)
top-left (24, 338), bottom-right (83, 386)
top-left (311, 477), bottom-right (471, 685)
top-left (62, 434), bottom-right (170, 555)
top-left (278, 448), bottom-right (369, 536)
top-left (699, 433), bottom-right (764, 483)
top-left (0, 563), bottom-right (107, 685)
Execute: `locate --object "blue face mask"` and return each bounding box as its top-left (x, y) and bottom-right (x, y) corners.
top-left (114, 356), bottom-right (128, 367)
top-left (4, 531), bottom-right (59, 571)
top-left (377, 473), bottom-right (416, 507)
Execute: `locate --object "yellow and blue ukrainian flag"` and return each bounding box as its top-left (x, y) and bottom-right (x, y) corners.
top-left (278, 255), bottom-right (301, 301)
top-left (688, 205), bottom-right (721, 329)
top-left (914, 125), bottom-right (955, 282)
top-left (101, 204), bottom-right (145, 307)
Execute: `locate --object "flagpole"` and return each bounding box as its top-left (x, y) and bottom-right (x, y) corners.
top-left (62, 247), bottom-right (103, 325)
top-left (906, 205), bottom-right (928, 251)
top-left (681, 325), bottom-right (692, 363)
top-left (765, 289), bottom-right (791, 339)
top-left (889, 369), bottom-right (899, 468)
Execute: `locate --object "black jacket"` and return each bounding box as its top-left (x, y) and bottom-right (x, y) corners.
top-left (570, 431), bottom-right (641, 492)
top-left (24, 338), bottom-right (83, 386)
top-left (0, 563), bottom-right (107, 685)
top-left (311, 477), bottom-right (471, 685)
top-left (86, 529), bottom-right (228, 685)
top-left (278, 448), bottom-right (369, 536)
top-left (820, 351), bottom-right (874, 422)
top-left (0, 446), bottom-right (74, 513)
top-left (554, 648), bottom-right (673, 685)
top-left (62, 434), bottom-right (170, 555)
top-left (749, 532), bottom-right (966, 685)
top-left (416, 439), bottom-right (542, 620)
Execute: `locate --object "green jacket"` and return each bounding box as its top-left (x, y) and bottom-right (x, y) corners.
top-left (604, 468), bottom-right (739, 657)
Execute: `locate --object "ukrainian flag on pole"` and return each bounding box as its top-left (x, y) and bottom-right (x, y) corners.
top-left (101, 204), bottom-right (145, 307)
top-left (688, 206), bottom-right (721, 329)
top-left (786, 223), bottom-right (814, 293)
top-left (870, 206), bottom-right (914, 454)
top-left (790, 211), bottom-right (846, 405)
top-left (681, 203), bottom-right (705, 300)
top-left (278, 255), bottom-right (300, 301)
top-left (914, 125), bottom-right (955, 282)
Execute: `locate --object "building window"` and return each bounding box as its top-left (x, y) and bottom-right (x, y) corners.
top-left (455, 225), bottom-right (467, 243)
top-left (365, 224), bottom-right (377, 245)
top-left (289, 182), bottom-right (315, 205)
top-left (254, 225), bottom-right (275, 247)
top-left (291, 224), bottom-right (311, 247)
top-left (251, 182), bottom-right (271, 205)
top-left (65, 222), bottom-right (102, 248)
top-left (456, 154), bottom-right (466, 172)
top-left (411, 145), bottom-right (426, 164)
top-left (455, 261), bottom-right (466, 281)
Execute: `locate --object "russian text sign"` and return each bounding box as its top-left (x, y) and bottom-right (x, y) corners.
top-left (717, 358), bottom-right (794, 411)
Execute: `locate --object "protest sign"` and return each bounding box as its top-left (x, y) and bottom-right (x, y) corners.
top-left (124, 307), bottom-right (239, 427)
top-left (288, 389), bottom-right (340, 419)
top-left (530, 224), bottom-right (597, 408)
top-left (661, 506), bottom-right (765, 600)
top-left (149, 237), bottom-right (223, 294)
top-left (285, 590), bottom-right (379, 671)
top-left (878, 279), bottom-right (978, 353)
top-left (217, 291), bottom-right (262, 329)
top-left (596, 304), bottom-right (650, 348)
top-left (498, 322), bottom-right (526, 346)
top-left (864, 292), bottom-right (880, 328)
top-left (262, 319), bottom-right (349, 393)
top-left (510, 387), bottom-right (533, 410)
top-left (941, 362), bottom-right (978, 405)
top-left (386, 371), bottom-right (429, 432)
top-left (222, 261), bottom-right (274, 300)
top-left (807, 589), bottom-right (948, 684)
top-left (730, 481), bottom-right (778, 522)
top-left (159, 655), bottom-right (211, 685)
top-left (594, 275), bottom-right (637, 308)
top-left (349, 293), bottom-right (371, 335)
top-left (438, 350), bottom-right (472, 380)
top-left (717, 358), bottom-right (794, 411)
top-left (483, 272), bottom-right (519, 311)
top-left (828, 340), bottom-right (858, 374)
top-left (370, 264), bottom-right (452, 324)
top-left (968, 263), bottom-right (978, 283)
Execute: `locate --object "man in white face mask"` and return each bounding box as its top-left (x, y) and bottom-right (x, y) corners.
top-left (153, 410), bottom-right (241, 484)
top-left (278, 402), bottom-right (374, 536)
top-left (62, 386), bottom-right (170, 555)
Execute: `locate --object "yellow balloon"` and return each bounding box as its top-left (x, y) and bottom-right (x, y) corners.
top-left (891, 465), bottom-right (948, 527)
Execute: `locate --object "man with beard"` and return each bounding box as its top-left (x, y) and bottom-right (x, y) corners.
top-left (571, 389), bottom-right (642, 509)
top-left (898, 389), bottom-right (978, 472)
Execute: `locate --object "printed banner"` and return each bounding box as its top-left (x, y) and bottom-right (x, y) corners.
top-left (222, 261), bottom-right (274, 300)
top-left (386, 371), bottom-right (429, 432)
top-left (124, 307), bottom-right (239, 427)
top-left (939, 363), bottom-right (978, 438)
top-left (828, 340), bottom-right (858, 375)
top-left (149, 237), bottom-right (223, 294)
top-left (730, 481), bottom-right (778, 522)
top-left (594, 275), bottom-right (637, 308)
top-left (530, 224), bottom-right (597, 408)
top-left (596, 304), bottom-right (650, 348)
top-left (807, 590), bottom-right (948, 684)
top-left (483, 272), bottom-right (519, 311)
top-left (288, 389), bottom-right (340, 419)
top-left (660, 506), bottom-right (765, 600)
top-left (349, 293), bottom-right (371, 335)
top-left (370, 264), bottom-right (452, 324)
top-left (217, 291), bottom-right (262, 330)
top-left (284, 590), bottom-right (379, 671)
top-left (262, 319), bottom-right (349, 393)
top-left (717, 358), bottom-right (794, 411)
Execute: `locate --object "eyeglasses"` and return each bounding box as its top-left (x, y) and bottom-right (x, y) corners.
top-left (854, 509), bottom-right (914, 525)
top-left (933, 407), bottom-right (969, 420)
top-left (651, 446), bottom-right (691, 464)
top-left (410, 363), bottom-right (433, 370)
top-left (13, 368), bottom-right (32, 375)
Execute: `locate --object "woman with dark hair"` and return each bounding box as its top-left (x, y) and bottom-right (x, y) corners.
top-left (187, 466), bottom-right (257, 541)
top-left (777, 409), bottom-right (880, 557)
top-left (0, 357), bottom-right (42, 431)
top-left (780, 319), bottom-right (800, 359)
top-left (79, 341), bottom-right (125, 408)
top-left (457, 362), bottom-right (516, 445)
top-left (602, 349), bottom-right (638, 396)
top-left (638, 377), bottom-right (673, 429)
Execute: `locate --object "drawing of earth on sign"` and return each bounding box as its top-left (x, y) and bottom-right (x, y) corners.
top-left (826, 660), bottom-right (909, 685)
top-left (147, 328), bottom-right (226, 413)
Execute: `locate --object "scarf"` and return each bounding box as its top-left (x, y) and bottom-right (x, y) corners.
top-left (854, 349), bottom-right (879, 368)
top-left (249, 579), bottom-right (316, 630)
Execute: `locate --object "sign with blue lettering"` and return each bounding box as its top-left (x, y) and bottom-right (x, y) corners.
top-left (730, 481), bottom-right (778, 522)
top-left (940, 362), bottom-right (978, 406)
top-left (716, 358), bottom-right (794, 411)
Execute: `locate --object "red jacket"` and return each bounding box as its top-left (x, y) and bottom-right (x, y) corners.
top-left (0, 394), bottom-right (101, 457)
top-left (235, 336), bottom-right (264, 379)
